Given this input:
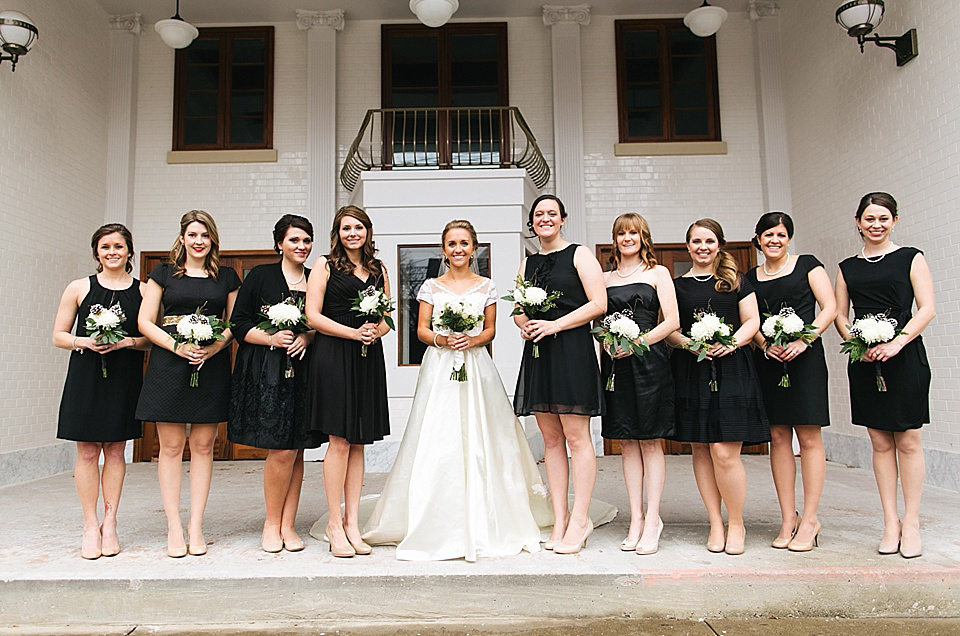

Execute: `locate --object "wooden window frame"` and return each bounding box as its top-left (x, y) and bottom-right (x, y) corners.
top-left (615, 19), bottom-right (721, 144)
top-left (172, 26), bottom-right (275, 151)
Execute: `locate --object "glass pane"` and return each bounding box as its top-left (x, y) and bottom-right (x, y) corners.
top-left (232, 37), bottom-right (265, 63)
top-left (229, 116), bottom-right (264, 144)
top-left (230, 92), bottom-right (264, 117)
top-left (185, 91), bottom-right (218, 117)
top-left (391, 35), bottom-right (438, 63)
top-left (451, 61), bottom-right (498, 87)
top-left (451, 34), bottom-right (498, 60)
top-left (627, 110), bottom-right (662, 138)
top-left (232, 64), bottom-right (265, 91)
top-left (623, 30), bottom-right (659, 59)
top-left (185, 39), bottom-right (219, 64)
top-left (669, 29), bottom-right (704, 56)
top-left (673, 109), bottom-right (709, 137)
top-left (391, 89), bottom-right (440, 108)
top-left (184, 118), bottom-right (218, 145)
top-left (392, 63), bottom-right (439, 88)
top-left (626, 61), bottom-right (659, 84)
top-left (186, 65), bottom-right (219, 91)
top-left (627, 85), bottom-right (660, 110)
top-left (672, 81), bottom-right (707, 109)
top-left (672, 56), bottom-right (706, 83)
top-left (450, 88), bottom-right (499, 107)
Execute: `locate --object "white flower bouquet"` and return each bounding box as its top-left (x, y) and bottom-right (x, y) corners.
top-left (841, 312), bottom-right (905, 392)
top-left (433, 299), bottom-right (484, 382)
top-left (257, 296), bottom-right (310, 378)
top-left (350, 285), bottom-right (396, 357)
top-left (590, 309), bottom-right (650, 391)
top-left (761, 307), bottom-right (819, 388)
top-left (84, 302), bottom-right (128, 378)
top-left (684, 309), bottom-right (737, 392)
top-left (172, 309), bottom-right (231, 388)
top-left (502, 276), bottom-right (562, 358)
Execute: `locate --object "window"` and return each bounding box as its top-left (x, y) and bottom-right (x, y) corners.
top-left (615, 19), bottom-right (720, 143)
top-left (173, 27), bottom-right (274, 151)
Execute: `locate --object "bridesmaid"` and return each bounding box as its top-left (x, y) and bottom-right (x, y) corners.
top-left (835, 192), bottom-right (934, 558)
top-left (600, 213), bottom-right (678, 555)
top-left (666, 219), bottom-right (769, 555)
top-left (746, 212), bottom-right (836, 552)
top-left (306, 205), bottom-right (391, 558)
top-left (513, 194), bottom-right (607, 554)
top-left (136, 210), bottom-right (241, 558)
top-left (53, 224), bottom-right (150, 559)
top-left (228, 214), bottom-right (325, 553)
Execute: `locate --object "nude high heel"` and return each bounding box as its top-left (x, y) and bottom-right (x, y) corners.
top-left (636, 517), bottom-right (663, 556)
top-left (787, 521), bottom-right (820, 552)
top-left (771, 511), bottom-right (799, 549)
top-left (327, 525), bottom-right (356, 558)
top-left (554, 518), bottom-right (594, 555)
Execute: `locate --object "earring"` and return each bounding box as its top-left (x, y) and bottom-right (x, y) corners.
top-left (442, 256), bottom-right (450, 267)
top-left (469, 255), bottom-right (475, 266)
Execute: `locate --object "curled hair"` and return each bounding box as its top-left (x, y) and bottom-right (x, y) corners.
top-left (327, 205), bottom-right (382, 278)
top-left (686, 218), bottom-right (740, 293)
top-left (441, 219), bottom-right (479, 248)
top-left (856, 192), bottom-right (898, 220)
top-left (526, 194), bottom-right (567, 237)
top-left (273, 214), bottom-right (314, 254)
top-left (610, 213), bottom-right (657, 271)
top-left (752, 211), bottom-right (794, 251)
top-left (169, 210), bottom-right (221, 280)
top-left (91, 223), bottom-right (135, 274)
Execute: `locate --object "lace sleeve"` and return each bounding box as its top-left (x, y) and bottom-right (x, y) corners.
top-left (416, 279), bottom-right (434, 305)
top-left (484, 279), bottom-right (499, 307)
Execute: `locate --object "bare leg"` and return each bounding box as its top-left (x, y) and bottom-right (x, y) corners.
top-left (185, 423), bottom-right (218, 551)
top-left (710, 441), bottom-right (746, 553)
top-left (263, 449), bottom-right (298, 549)
top-left (691, 443), bottom-right (724, 549)
top-left (868, 428), bottom-right (901, 552)
top-left (322, 435), bottom-right (352, 549)
top-left (156, 422), bottom-right (187, 553)
top-left (638, 439), bottom-right (666, 545)
top-left (559, 414), bottom-right (596, 545)
top-left (894, 429), bottom-right (925, 556)
top-left (793, 426), bottom-right (826, 545)
top-left (619, 440), bottom-right (644, 545)
top-left (536, 413), bottom-right (569, 542)
top-left (342, 444), bottom-right (366, 546)
top-left (280, 450), bottom-right (306, 547)
top-left (75, 442), bottom-right (103, 559)
top-left (769, 425), bottom-right (798, 544)
top-left (99, 441), bottom-right (127, 556)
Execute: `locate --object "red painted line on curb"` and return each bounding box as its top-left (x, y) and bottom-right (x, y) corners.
top-left (620, 566), bottom-right (960, 585)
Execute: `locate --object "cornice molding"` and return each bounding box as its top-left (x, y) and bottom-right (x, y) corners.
top-left (543, 4), bottom-right (591, 27)
top-left (296, 9), bottom-right (345, 32)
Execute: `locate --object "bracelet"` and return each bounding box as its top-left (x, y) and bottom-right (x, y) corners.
top-left (433, 333), bottom-right (442, 348)
top-left (269, 333), bottom-right (275, 350)
top-left (73, 336), bottom-right (82, 352)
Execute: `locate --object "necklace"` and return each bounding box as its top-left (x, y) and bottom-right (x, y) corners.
top-left (691, 273), bottom-right (713, 282)
top-left (763, 255), bottom-right (790, 277)
top-left (861, 246), bottom-right (891, 263)
top-left (616, 263), bottom-right (642, 278)
top-left (284, 267), bottom-right (305, 287)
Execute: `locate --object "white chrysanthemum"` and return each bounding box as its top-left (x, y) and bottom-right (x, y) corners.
top-left (512, 287), bottom-right (526, 304)
top-left (177, 315), bottom-right (213, 341)
top-left (875, 319), bottom-right (896, 342)
top-left (780, 313), bottom-right (805, 335)
top-left (717, 323), bottom-right (732, 337)
top-left (267, 302), bottom-right (302, 325)
top-left (761, 315), bottom-right (779, 338)
top-left (698, 313), bottom-right (722, 332)
top-left (609, 316), bottom-right (641, 340)
top-left (359, 294), bottom-right (380, 314)
top-left (93, 309), bottom-right (122, 329)
top-left (523, 286), bottom-right (548, 305)
top-left (690, 321), bottom-right (713, 341)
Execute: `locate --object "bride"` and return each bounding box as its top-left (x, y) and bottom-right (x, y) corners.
top-left (361, 220), bottom-right (553, 561)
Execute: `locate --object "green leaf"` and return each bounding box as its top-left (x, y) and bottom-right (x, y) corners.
top-left (384, 315), bottom-right (396, 331)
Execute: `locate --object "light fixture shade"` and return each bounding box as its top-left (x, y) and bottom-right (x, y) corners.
top-left (0, 10), bottom-right (38, 55)
top-left (409, 0), bottom-right (459, 28)
top-left (836, 0), bottom-right (884, 37)
top-left (155, 17), bottom-right (198, 49)
top-left (684, 4), bottom-right (728, 38)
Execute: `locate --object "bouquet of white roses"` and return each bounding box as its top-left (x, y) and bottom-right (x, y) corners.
top-left (350, 285), bottom-right (396, 357)
top-left (172, 310), bottom-right (231, 388)
top-left (257, 296), bottom-right (310, 378)
top-left (502, 276), bottom-right (562, 358)
top-left (684, 309), bottom-right (736, 392)
top-left (761, 307), bottom-right (819, 388)
top-left (433, 299), bottom-right (484, 382)
top-left (85, 302), bottom-right (128, 378)
top-left (840, 312), bottom-right (904, 392)
top-left (590, 309), bottom-right (650, 391)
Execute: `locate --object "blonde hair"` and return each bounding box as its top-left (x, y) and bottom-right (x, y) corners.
top-left (441, 219), bottom-right (479, 247)
top-left (610, 213), bottom-right (657, 271)
top-left (169, 210), bottom-right (221, 280)
top-left (685, 218), bottom-right (740, 293)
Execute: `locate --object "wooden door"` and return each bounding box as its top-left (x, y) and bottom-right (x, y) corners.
top-left (595, 242), bottom-right (767, 456)
top-left (133, 250), bottom-right (279, 462)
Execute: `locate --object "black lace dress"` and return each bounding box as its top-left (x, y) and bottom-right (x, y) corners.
top-left (305, 264), bottom-right (390, 445)
top-left (513, 244), bottom-right (604, 417)
top-left (57, 275), bottom-right (144, 442)
top-left (228, 263), bottom-right (324, 450)
top-left (839, 247), bottom-right (930, 431)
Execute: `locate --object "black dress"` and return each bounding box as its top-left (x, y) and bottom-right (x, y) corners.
top-left (228, 263), bottom-right (324, 450)
top-left (306, 264), bottom-right (390, 445)
top-left (746, 255), bottom-right (830, 427)
top-left (57, 275), bottom-right (144, 442)
top-left (671, 275), bottom-right (770, 445)
top-left (514, 244), bottom-right (604, 417)
top-left (839, 247), bottom-right (930, 431)
top-left (135, 263), bottom-right (241, 424)
top-left (600, 282), bottom-right (674, 440)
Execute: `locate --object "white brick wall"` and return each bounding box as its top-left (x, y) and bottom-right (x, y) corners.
top-left (0, 0), bottom-right (110, 454)
top-left (780, 0), bottom-right (960, 458)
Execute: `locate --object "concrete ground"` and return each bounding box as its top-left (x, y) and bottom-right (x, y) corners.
top-left (1, 455), bottom-right (958, 633)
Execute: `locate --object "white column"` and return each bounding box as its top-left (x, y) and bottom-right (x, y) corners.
top-left (749, 1), bottom-right (792, 215)
top-left (543, 5), bottom-right (589, 245)
top-left (105, 13), bottom-right (142, 225)
top-left (298, 9), bottom-right (344, 239)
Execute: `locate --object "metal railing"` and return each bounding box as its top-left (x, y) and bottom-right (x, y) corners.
top-left (340, 106), bottom-right (550, 191)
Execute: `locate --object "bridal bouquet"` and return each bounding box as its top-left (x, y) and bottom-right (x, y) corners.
top-left (257, 296), bottom-right (310, 378)
top-left (85, 302), bottom-right (128, 378)
top-left (590, 309), bottom-right (649, 391)
top-left (503, 276), bottom-right (562, 358)
top-left (434, 299), bottom-right (484, 382)
top-left (684, 309), bottom-right (736, 392)
top-left (761, 307), bottom-right (819, 388)
top-left (840, 312), bottom-right (904, 392)
top-left (172, 309), bottom-right (231, 388)
top-left (351, 286), bottom-right (396, 357)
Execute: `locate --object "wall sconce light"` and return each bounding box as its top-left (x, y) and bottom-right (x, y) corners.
top-left (836, 0), bottom-right (918, 67)
top-left (0, 10), bottom-right (38, 72)
top-left (409, 0), bottom-right (459, 28)
top-left (684, 1), bottom-right (727, 38)
top-left (155, 0), bottom-right (198, 49)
